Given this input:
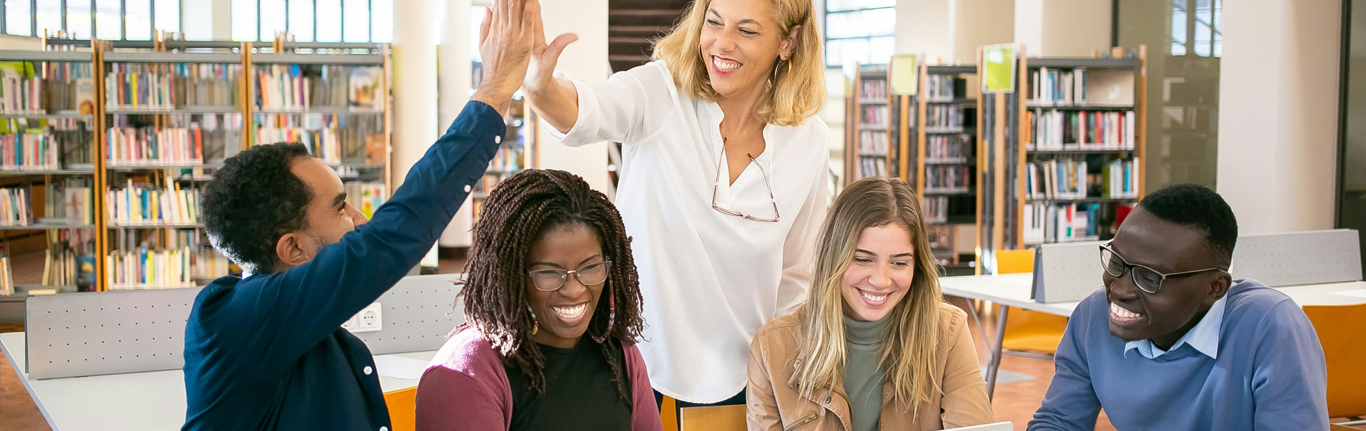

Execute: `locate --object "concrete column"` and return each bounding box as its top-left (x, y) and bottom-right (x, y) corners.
top-left (1216, 0), bottom-right (1341, 233)
top-left (392, 0), bottom-right (442, 266)
top-left (437, 0), bottom-right (476, 248)
top-left (1013, 0), bottom-right (1110, 56)
top-left (536, 0), bottom-right (610, 192)
top-left (180, 0), bottom-right (232, 40)
top-left (213, 0), bottom-right (232, 40)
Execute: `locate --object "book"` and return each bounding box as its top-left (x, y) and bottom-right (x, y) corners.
top-left (0, 254), bottom-right (12, 295)
top-left (348, 67), bottom-right (382, 110)
top-left (106, 179), bottom-right (202, 226)
top-left (105, 122), bottom-right (205, 167)
top-left (345, 182), bottom-right (387, 219)
top-left (106, 245), bottom-right (196, 290)
top-left (0, 187), bottom-right (31, 226)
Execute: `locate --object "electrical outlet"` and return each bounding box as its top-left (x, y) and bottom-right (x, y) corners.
top-left (340, 315), bottom-right (358, 331)
top-left (351, 302), bottom-right (383, 333)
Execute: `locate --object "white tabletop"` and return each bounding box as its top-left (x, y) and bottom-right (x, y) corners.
top-left (0, 332), bottom-right (434, 431)
top-left (938, 274), bottom-right (1366, 317)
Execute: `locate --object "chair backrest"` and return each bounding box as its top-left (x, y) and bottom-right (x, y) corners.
top-left (384, 387), bottom-right (418, 431)
top-left (996, 249), bottom-right (1036, 275)
top-left (679, 404), bottom-right (747, 431)
top-left (1303, 303), bottom-right (1366, 418)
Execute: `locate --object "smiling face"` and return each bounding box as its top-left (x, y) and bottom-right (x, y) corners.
top-left (1103, 208), bottom-right (1229, 348)
top-left (698, 0), bottom-right (796, 99)
top-left (840, 223), bottom-right (916, 322)
top-left (525, 223), bottom-right (607, 349)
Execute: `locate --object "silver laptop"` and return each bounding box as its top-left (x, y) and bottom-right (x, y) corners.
top-left (949, 422), bottom-right (1014, 431)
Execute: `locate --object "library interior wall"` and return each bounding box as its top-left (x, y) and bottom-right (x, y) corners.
top-left (1217, 0), bottom-right (1341, 234)
top-left (951, 0), bottom-right (1013, 63)
top-left (533, 0), bottom-right (611, 193)
top-left (391, 0), bottom-right (442, 265)
top-left (437, 0), bottom-right (476, 248)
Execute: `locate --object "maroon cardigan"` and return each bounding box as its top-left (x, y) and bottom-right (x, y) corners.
top-left (415, 327), bottom-right (664, 431)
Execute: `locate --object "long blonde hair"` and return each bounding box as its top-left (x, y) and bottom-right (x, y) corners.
top-left (651, 0), bottom-right (825, 126)
top-left (789, 176), bottom-right (943, 414)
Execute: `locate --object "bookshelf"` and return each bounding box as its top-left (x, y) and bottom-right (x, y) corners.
top-left (975, 45), bottom-right (1147, 274)
top-left (844, 65), bottom-right (899, 184)
top-left (917, 64), bottom-right (978, 273)
top-left (468, 91), bottom-right (539, 227)
top-left (0, 37), bottom-right (395, 296)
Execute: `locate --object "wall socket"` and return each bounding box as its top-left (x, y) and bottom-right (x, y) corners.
top-left (341, 302), bottom-right (383, 333)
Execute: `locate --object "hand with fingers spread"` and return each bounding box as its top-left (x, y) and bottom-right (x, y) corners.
top-left (523, 5), bottom-right (578, 95)
top-left (471, 0), bottom-right (540, 117)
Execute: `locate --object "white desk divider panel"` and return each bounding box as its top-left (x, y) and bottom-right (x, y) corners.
top-left (1031, 241), bottom-right (1105, 303)
top-left (24, 273), bottom-right (467, 380)
top-left (1231, 229), bottom-right (1362, 287)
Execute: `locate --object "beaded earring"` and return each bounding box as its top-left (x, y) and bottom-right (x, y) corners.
top-left (527, 305), bottom-right (539, 336)
top-left (593, 283), bottom-right (617, 344)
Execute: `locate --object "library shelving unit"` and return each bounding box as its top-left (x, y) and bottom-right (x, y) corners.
top-left (976, 45), bottom-right (1147, 274)
top-left (917, 64), bottom-right (978, 274)
top-left (0, 36), bottom-right (396, 296)
top-left (0, 47), bottom-right (102, 296)
top-left (469, 94), bottom-right (538, 227)
top-left (844, 65), bottom-right (899, 184)
top-left (1017, 46), bottom-right (1147, 247)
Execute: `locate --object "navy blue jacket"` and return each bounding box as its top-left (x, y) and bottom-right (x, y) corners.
top-left (182, 102), bottom-right (506, 431)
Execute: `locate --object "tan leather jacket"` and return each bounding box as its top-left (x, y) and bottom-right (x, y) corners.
top-left (746, 303), bottom-right (995, 431)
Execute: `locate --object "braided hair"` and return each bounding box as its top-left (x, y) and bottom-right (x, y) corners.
top-left (457, 169), bottom-right (645, 399)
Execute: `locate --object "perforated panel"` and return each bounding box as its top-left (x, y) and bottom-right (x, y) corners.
top-left (352, 274), bottom-right (466, 355)
top-left (25, 288), bottom-right (201, 379)
top-left (1032, 241), bottom-right (1105, 303)
top-left (25, 274), bottom-right (468, 380)
top-left (1231, 229), bottom-right (1362, 287)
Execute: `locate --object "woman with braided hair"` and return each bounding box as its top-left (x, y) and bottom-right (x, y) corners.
top-left (414, 169), bottom-right (662, 431)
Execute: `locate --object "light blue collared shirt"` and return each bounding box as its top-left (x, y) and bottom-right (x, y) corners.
top-left (1124, 295), bottom-right (1227, 359)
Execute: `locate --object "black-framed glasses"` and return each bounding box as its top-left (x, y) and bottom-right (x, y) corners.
top-left (1099, 242), bottom-right (1226, 294)
top-left (526, 261), bottom-right (612, 292)
top-left (712, 138), bottom-right (780, 223)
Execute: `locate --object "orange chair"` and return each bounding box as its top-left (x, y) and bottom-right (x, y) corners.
top-left (661, 396), bottom-right (679, 431)
top-left (1303, 303), bottom-right (1366, 421)
top-left (385, 387), bottom-right (418, 431)
top-left (679, 404), bottom-right (747, 431)
top-left (995, 249), bottom-right (1068, 354)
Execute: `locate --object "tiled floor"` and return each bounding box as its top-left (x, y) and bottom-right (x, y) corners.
top-left (1, 277), bottom-right (1361, 430)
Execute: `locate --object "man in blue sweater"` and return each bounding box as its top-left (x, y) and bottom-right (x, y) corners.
top-left (1029, 184), bottom-right (1329, 430)
top-left (180, 1), bottom-right (545, 429)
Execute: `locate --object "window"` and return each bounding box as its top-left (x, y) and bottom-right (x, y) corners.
top-left (231, 0), bottom-right (392, 43)
top-left (1, 0), bottom-right (179, 40)
top-left (824, 0), bottom-right (895, 67)
top-left (1171, 0), bottom-right (1221, 58)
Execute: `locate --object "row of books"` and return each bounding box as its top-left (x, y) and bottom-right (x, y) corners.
top-left (860, 106), bottom-right (889, 129)
top-left (43, 178), bottom-right (94, 225)
top-left (172, 64), bottom-right (241, 107)
top-left (859, 78), bottom-right (887, 101)
top-left (1028, 67), bottom-right (1087, 105)
top-left (0, 64), bottom-right (46, 114)
top-left (925, 166), bottom-right (971, 191)
top-left (105, 126), bottom-right (205, 166)
top-left (925, 135), bottom-right (972, 161)
top-left (926, 105), bottom-right (965, 129)
top-left (489, 146), bottom-right (524, 172)
top-left (162, 229), bottom-right (233, 280)
top-left (43, 229), bottom-right (96, 288)
top-left (255, 65), bottom-right (383, 110)
top-left (858, 130), bottom-right (890, 156)
top-left (1027, 109), bottom-right (1136, 149)
top-left (45, 62), bottom-right (96, 114)
top-left (472, 174), bottom-right (504, 196)
top-left (0, 118), bottom-right (95, 169)
top-left (1023, 203), bottom-right (1098, 244)
top-left (258, 128), bottom-right (342, 165)
top-left (106, 246), bottom-right (197, 290)
top-left (0, 187), bottom-right (30, 226)
top-left (104, 63), bottom-right (175, 109)
top-left (856, 157), bottom-right (888, 179)
top-left (1024, 158), bottom-right (1140, 200)
top-left (0, 132), bottom-right (60, 170)
top-left (256, 113), bottom-right (386, 164)
top-left (344, 182), bottom-right (387, 219)
top-left (925, 75), bottom-right (961, 101)
top-left (923, 196), bottom-right (948, 224)
top-left (106, 179), bottom-right (202, 226)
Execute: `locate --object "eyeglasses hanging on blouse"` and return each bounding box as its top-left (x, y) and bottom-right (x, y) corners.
top-left (711, 137), bottom-right (781, 223)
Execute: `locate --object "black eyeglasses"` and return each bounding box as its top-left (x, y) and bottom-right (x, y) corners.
top-left (526, 261), bottom-right (612, 292)
top-left (1099, 242), bottom-right (1226, 294)
top-left (711, 138), bottom-right (780, 223)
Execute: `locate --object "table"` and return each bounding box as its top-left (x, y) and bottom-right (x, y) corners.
top-left (0, 332), bottom-right (435, 431)
top-left (938, 274), bottom-right (1366, 398)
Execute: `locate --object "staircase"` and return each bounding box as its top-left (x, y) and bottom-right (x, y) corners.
top-left (608, 0), bottom-right (691, 72)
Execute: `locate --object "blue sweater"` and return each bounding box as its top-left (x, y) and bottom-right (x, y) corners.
top-left (181, 102), bottom-right (505, 431)
top-left (1029, 279), bottom-right (1329, 431)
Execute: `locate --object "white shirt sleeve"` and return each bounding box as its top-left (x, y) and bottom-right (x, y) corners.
top-left (546, 61), bottom-right (678, 147)
top-left (774, 148), bottom-right (831, 316)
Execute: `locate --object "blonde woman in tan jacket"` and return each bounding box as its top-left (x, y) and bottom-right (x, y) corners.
top-left (746, 177), bottom-right (994, 431)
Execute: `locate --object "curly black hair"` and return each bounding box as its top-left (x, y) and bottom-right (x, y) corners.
top-left (1138, 183), bottom-right (1239, 265)
top-left (457, 169), bottom-right (645, 399)
top-left (202, 143), bottom-right (314, 275)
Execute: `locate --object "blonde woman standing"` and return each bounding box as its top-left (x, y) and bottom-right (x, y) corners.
top-left (747, 177), bottom-right (994, 430)
top-left (522, 0), bottom-right (830, 413)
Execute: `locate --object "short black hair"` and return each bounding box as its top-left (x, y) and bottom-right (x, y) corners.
top-left (202, 143), bottom-right (314, 275)
top-left (1137, 184), bottom-right (1239, 264)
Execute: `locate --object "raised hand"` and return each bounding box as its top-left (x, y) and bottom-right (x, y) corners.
top-left (471, 0), bottom-right (539, 116)
top-left (522, 1), bottom-right (577, 95)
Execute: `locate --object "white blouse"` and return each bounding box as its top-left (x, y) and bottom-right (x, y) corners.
top-left (548, 61), bottom-right (830, 403)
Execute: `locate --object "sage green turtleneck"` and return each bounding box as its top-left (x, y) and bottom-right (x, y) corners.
top-left (843, 313), bottom-right (890, 431)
